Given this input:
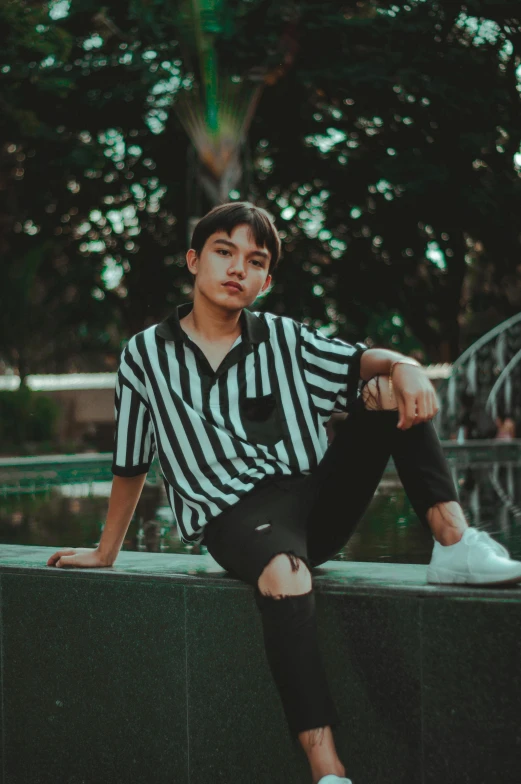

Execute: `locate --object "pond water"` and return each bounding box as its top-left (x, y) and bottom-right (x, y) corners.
top-left (1, 461), bottom-right (520, 565)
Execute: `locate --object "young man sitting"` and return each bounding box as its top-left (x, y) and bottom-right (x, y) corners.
top-left (48, 202), bottom-right (521, 784)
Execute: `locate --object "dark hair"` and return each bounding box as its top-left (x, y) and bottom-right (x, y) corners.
top-left (190, 202), bottom-right (281, 275)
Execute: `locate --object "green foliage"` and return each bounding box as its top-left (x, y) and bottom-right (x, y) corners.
top-left (364, 307), bottom-right (425, 360)
top-left (233, 0), bottom-right (521, 361)
top-left (0, 386), bottom-right (61, 448)
top-left (0, 0), bottom-right (73, 134)
top-left (1, 0), bottom-right (520, 375)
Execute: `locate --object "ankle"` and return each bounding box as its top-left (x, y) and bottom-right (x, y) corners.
top-left (436, 527), bottom-right (467, 546)
top-left (312, 764), bottom-right (346, 784)
top-left (428, 502), bottom-right (468, 546)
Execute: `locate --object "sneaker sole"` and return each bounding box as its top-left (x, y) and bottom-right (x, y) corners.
top-left (427, 566), bottom-right (521, 586)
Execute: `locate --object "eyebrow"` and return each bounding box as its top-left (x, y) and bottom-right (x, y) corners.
top-left (211, 238), bottom-right (270, 260)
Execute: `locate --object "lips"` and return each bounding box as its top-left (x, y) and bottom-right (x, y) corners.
top-left (223, 282), bottom-right (243, 291)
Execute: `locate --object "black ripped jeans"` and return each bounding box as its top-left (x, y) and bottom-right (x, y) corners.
top-left (202, 396), bottom-right (459, 740)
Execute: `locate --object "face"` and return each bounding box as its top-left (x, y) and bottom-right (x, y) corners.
top-left (186, 224), bottom-right (272, 310)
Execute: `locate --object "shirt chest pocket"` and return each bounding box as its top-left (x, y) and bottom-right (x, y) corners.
top-left (239, 392), bottom-right (284, 446)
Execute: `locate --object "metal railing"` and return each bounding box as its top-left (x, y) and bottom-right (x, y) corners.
top-left (437, 311), bottom-right (521, 439)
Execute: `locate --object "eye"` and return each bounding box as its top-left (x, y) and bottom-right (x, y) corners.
top-left (251, 259), bottom-right (263, 267)
top-left (217, 249), bottom-right (230, 256)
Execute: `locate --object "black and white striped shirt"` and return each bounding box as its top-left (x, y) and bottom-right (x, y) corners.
top-left (112, 302), bottom-right (367, 544)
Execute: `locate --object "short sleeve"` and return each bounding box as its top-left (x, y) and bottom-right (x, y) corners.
top-left (111, 340), bottom-right (156, 477)
top-left (299, 322), bottom-right (368, 417)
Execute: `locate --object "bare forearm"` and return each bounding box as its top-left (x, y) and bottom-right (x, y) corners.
top-left (360, 348), bottom-right (415, 382)
top-left (97, 474), bottom-right (147, 564)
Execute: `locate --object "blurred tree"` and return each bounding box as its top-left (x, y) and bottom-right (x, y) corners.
top-left (1, 0), bottom-right (520, 380)
top-left (0, 0), bottom-right (122, 381)
top-left (227, 0), bottom-right (521, 361)
top-left (169, 0), bottom-right (300, 214)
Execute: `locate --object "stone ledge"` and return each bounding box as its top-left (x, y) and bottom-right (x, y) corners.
top-left (2, 544), bottom-right (521, 600)
top-left (2, 545), bottom-right (521, 784)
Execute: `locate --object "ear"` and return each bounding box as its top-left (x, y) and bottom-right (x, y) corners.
top-left (186, 249), bottom-right (198, 275)
top-left (261, 273), bottom-right (272, 292)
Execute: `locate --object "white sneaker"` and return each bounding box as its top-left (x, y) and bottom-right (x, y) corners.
top-left (317, 776), bottom-right (353, 784)
top-left (427, 527), bottom-right (521, 586)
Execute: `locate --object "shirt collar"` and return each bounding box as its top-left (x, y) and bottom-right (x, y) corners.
top-left (155, 301), bottom-right (269, 345)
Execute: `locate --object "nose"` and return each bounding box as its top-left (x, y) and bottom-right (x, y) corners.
top-left (228, 256), bottom-right (247, 277)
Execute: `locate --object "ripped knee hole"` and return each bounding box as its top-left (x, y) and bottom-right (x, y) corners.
top-left (257, 552), bottom-right (312, 600)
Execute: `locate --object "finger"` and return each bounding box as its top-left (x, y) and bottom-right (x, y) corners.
top-left (47, 549), bottom-right (74, 565)
top-left (56, 555), bottom-right (75, 568)
top-left (402, 394), bottom-right (417, 429)
top-left (420, 388), bottom-right (437, 420)
top-left (421, 390), bottom-right (435, 422)
top-left (431, 389), bottom-right (440, 416)
top-left (427, 390), bottom-right (439, 420)
top-left (396, 392), bottom-right (406, 428)
top-left (416, 391), bottom-right (428, 422)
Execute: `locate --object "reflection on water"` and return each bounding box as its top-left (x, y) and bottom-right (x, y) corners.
top-left (1, 463), bottom-right (521, 565)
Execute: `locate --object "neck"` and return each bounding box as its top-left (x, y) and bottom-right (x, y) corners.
top-left (183, 293), bottom-right (242, 342)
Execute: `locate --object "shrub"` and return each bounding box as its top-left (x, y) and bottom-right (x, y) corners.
top-left (0, 384), bottom-right (60, 448)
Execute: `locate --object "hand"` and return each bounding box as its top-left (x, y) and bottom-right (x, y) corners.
top-left (47, 548), bottom-right (113, 569)
top-left (392, 364), bottom-right (439, 430)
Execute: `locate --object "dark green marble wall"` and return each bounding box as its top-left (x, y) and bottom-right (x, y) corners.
top-left (1, 545), bottom-right (520, 784)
